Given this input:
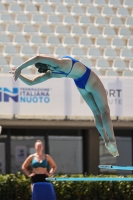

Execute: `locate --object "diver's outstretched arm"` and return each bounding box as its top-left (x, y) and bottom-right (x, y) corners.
top-left (17, 56), bottom-right (39, 70)
top-left (17, 55), bottom-right (63, 70)
top-left (19, 71), bottom-right (52, 86)
top-left (10, 68), bottom-right (52, 85)
top-left (14, 55), bottom-right (69, 81)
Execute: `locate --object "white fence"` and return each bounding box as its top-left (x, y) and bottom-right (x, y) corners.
top-left (0, 75), bottom-right (133, 120)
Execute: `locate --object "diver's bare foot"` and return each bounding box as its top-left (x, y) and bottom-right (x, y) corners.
top-left (105, 141), bottom-right (119, 157)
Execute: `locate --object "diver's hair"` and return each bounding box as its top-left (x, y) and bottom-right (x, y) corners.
top-left (35, 62), bottom-right (49, 73)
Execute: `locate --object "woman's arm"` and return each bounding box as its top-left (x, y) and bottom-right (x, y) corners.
top-left (14, 55), bottom-right (65, 81)
top-left (18, 56), bottom-right (39, 71)
top-left (18, 71), bottom-right (52, 86)
top-left (38, 55), bottom-right (63, 67)
top-left (19, 55), bottom-right (62, 70)
top-left (46, 154), bottom-right (57, 176)
top-left (21, 155), bottom-right (33, 177)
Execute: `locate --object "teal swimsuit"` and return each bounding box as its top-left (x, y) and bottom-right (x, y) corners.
top-left (31, 158), bottom-right (48, 168)
top-left (30, 156), bottom-right (48, 184)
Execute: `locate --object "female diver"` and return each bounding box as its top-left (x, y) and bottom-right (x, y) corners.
top-left (10, 54), bottom-right (119, 157)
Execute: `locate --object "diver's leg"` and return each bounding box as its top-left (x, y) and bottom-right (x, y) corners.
top-left (77, 87), bottom-right (109, 143)
top-left (85, 71), bottom-right (119, 157)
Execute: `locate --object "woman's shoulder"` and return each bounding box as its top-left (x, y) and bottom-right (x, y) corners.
top-left (28, 154), bottom-right (35, 159)
top-left (45, 154), bottom-right (51, 160)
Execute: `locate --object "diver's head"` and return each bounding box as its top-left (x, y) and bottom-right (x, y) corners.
top-left (35, 62), bottom-right (49, 73)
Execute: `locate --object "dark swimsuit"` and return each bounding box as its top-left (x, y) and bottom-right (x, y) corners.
top-left (52, 55), bottom-right (91, 89)
top-left (30, 156), bottom-right (48, 184)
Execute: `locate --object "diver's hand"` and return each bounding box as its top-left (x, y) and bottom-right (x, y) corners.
top-left (10, 67), bottom-right (21, 81)
top-left (9, 68), bottom-right (15, 75)
top-left (9, 68), bottom-right (21, 80)
top-left (14, 67), bottom-right (22, 81)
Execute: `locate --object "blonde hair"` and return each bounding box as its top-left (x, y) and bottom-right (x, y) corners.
top-left (35, 140), bottom-right (43, 145)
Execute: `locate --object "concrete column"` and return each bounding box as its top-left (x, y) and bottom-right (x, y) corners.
top-left (88, 128), bottom-right (99, 175)
top-left (83, 128), bottom-right (99, 175)
top-left (44, 131), bottom-right (50, 172)
top-left (6, 129), bottom-right (11, 173)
